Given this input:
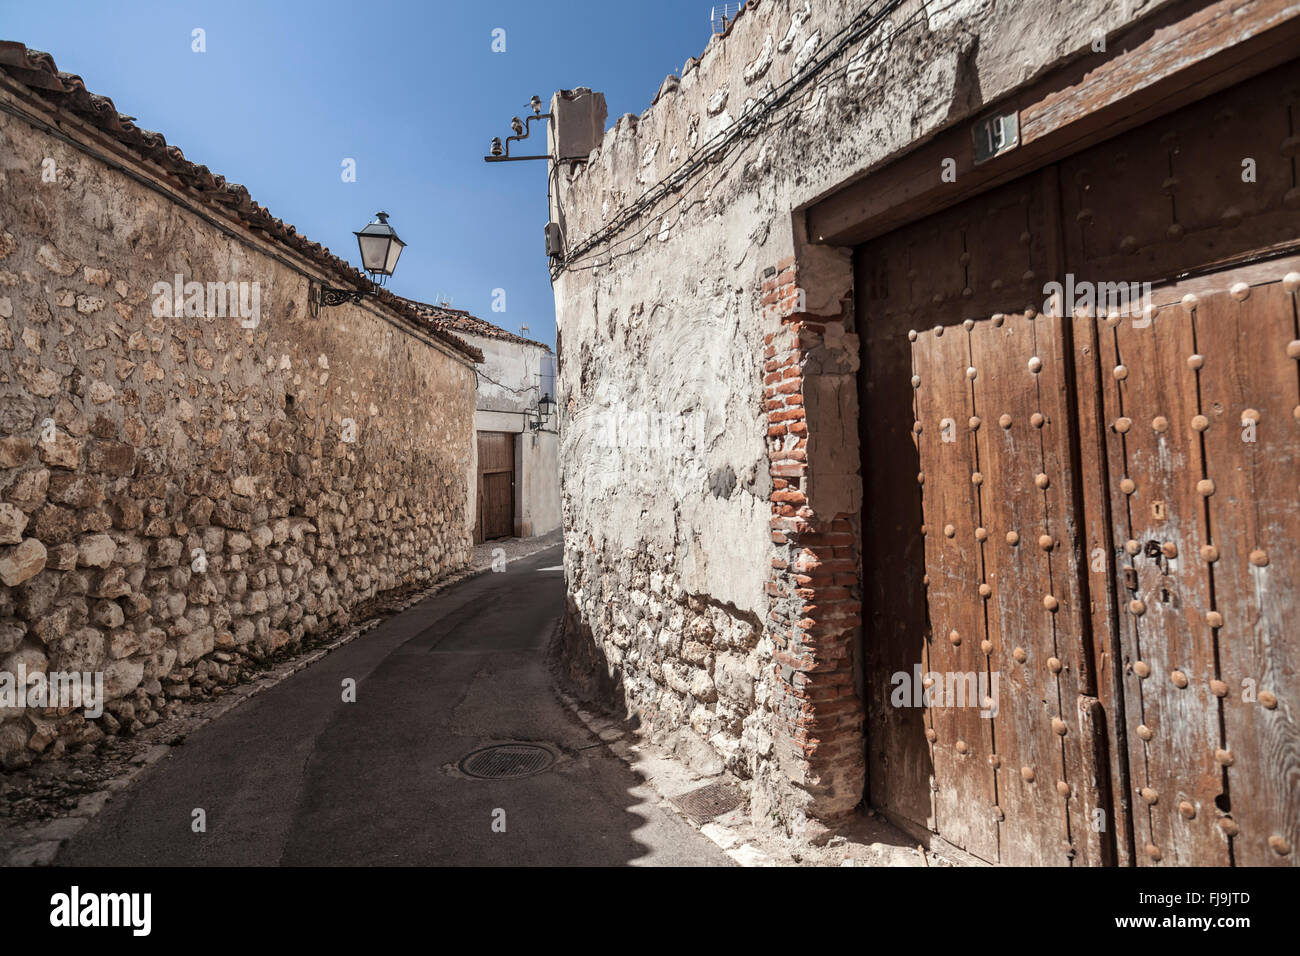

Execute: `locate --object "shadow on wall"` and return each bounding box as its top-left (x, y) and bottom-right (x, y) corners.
top-left (857, 294), bottom-right (934, 833)
top-left (549, 595), bottom-right (638, 735)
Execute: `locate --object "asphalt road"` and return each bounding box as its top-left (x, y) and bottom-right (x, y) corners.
top-left (58, 545), bottom-right (731, 866)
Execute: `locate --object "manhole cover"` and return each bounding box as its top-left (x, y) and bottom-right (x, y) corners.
top-left (458, 743), bottom-right (555, 779)
top-left (673, 781), bottom-right (745, 824)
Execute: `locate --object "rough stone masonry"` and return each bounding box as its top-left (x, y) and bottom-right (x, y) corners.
top-left (0, 45), bottom-right (480, 768)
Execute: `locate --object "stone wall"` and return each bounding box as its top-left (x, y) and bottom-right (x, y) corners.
top-left (0, 96), bottom-right (477, 767)
top-left (558, 544), bottom-right (771, 782)
top-left (550, 0), bottom-right (1176, 835)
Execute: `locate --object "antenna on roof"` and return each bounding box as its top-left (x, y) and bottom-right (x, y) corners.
top-left (710, 3), bottom-right (742, 34)
top-left (519, 324), bottom-right (530, 335)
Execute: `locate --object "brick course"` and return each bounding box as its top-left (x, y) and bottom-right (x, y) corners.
top-left (761, 260), bottom-right (865, 824)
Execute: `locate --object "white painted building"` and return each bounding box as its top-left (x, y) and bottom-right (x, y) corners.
top-left (406, 300), bottom-right (560, 541)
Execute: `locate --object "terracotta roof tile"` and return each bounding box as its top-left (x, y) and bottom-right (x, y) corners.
top-left (0, 40), bottom-right (483, 365)
top-left (402, 299), bottom-right (552, 352)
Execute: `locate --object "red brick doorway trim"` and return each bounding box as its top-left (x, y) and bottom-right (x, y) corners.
top-left (762, 255), bottom-right (866, 831)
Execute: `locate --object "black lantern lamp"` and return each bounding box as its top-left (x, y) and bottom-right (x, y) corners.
top-left (530, 354), bottom-right (557, 431)
top-left (528, 394), bottom-right (557, 433)
top-left (318, 211), bottom-right (406, 308)
top-left (354, 211), bottom-right (405, 280)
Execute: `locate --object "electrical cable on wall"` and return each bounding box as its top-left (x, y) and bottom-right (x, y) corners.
top-left (475, 367), bottom-right (540, 397)
top-left (551, 0), bottom-right (914, 278)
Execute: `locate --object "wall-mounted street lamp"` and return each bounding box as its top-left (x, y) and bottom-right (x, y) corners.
top-left (319, 211), bottom-right (406, 308)
top-left (484, 95), bottom-right (551, 163)
top-left (528, 354), bottom-right (557, 432)
top-left (527, 393), bottom-right (557, 433)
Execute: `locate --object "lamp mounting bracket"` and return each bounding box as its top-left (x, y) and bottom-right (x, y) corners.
top-left (316, 281), bottom-right (383, 310)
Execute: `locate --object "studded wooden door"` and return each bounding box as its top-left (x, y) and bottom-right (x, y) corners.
top-left (859, 57), bottom-right (1300, 866)
top-left (1057, 56), bottom-right (1300, 866)
top-left (909, 309), bottom-right (1109, 868)
top-left (1071, 274), bottom-right (1300, 868)
top-left (862, 168), bottom-right (1110, 866)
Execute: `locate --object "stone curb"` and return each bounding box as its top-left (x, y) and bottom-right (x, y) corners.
top-left (2, 538), bottom-right (561, 867)
top-left (552, 689), bottom-right (948, 868)
top-left (554, 688), bottom-right (782, 868)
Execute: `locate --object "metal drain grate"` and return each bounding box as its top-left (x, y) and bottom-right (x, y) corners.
top-left (673, 781), bottom-right (745, 824)
top-left (458, 743), bottom-right (555, 779)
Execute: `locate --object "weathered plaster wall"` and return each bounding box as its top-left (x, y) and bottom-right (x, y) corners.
top-left (517, 429), bottom-right (561, 538)
top-left (465, 334), bottom-right (560, 537)
top-left (0, 104), bottom-right (476, 767)
top-left (551, 0), bottom-right (1174, 833)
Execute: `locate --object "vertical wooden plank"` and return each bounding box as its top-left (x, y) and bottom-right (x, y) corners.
top-left (1099, 301), bottom-right (1227, 866)
top-left (913, 323), bottom-right (1000, 863)
top-left (1071, 309), bottom-right (1136, 866)
top-left (857, 243), bottom-right (936, 832)
top-left (1193, 279), bottom-right (1300, 866)
top-left (506, 430), bottom-right (516, 537)
top-left (971, 310), bottom-right (1073, 865)
top-left (1034, 306), bottom-right (1113, 867)
top-left (475, 472), bottom-right (484, 544)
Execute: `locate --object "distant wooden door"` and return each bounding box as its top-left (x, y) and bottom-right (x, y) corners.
top-left (477, 431), bottom-right (515, 541)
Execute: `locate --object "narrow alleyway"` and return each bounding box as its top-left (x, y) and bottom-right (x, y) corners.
top-left (56, 547), bottom-right (730, 866)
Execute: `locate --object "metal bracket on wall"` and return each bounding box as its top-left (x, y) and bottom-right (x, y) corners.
top-left (320, 286), bottom-right (367, 307)
top-left (485, 111), bottom-right (553, 162)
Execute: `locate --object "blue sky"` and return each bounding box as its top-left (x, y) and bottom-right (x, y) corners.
top-left (2, 0), bottom-right (723, 348)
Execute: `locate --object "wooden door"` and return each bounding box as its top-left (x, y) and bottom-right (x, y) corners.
top-left (858, 58), bottom-right (1300, 866)
top-left (861, 170), bottom-right (1108, 865)
top-left (477, 431), bottom-right (515, 541)
top-left (1074, 274), bottom-right (1300, 867)
top-left (911, 306), bottom-right (1110, 867)
top-left (859, 167), bottom-right (1108, 866)
top-left (1058, 60), bottom-right (1300, 866)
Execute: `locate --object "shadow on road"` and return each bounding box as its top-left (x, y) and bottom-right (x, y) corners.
top-left (57, 546), bottom-right (728, 866)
